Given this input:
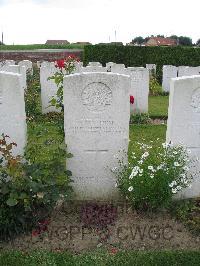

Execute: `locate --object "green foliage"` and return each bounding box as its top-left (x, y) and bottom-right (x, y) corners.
top-left (25, 66), bottom-right (41, 119)
top-left (178, 36), bottom-right (193, 46)
top-left (84, 45), bottom-right (200, 82)
top-left (130, 113), bottom-right (150, 124)
top-left (115, 140), bottom-right (197, 211)
top-left (0, 115), bottom-right (72, 240)
top-left (48, 56), bottom-right (79, 110)
top-left (132, 36), bottom-right (144, 45)
top-left (170, 199), bottom-right (200, 234)
top-left (149, 75), bottom-right (163, 95)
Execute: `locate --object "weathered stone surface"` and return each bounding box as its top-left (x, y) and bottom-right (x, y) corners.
top-left (63, 72), bottom-right (130, 200)
top-left (166, 75), bottom-right (200, 198)
top-left (162, 65), bottom-right (178, 92)
top-left (40, 65), bottom-right (61, 113)
top-left (0, 65), bottom-right (27, 90)
top-left (0, 71), bottom-right (27, 156)
top-left (111, 64), bottom-right (126, 74)
top-left (126, 67), bottom-right (149, 113)
top-left (178, 66), bottom-right (200, 77)
top-left (18, 60), bottom-right (33, 75)
top-left (81, 66), bottom-right (107, 72)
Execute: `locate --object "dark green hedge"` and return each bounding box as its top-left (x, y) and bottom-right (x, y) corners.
top-left (84, 45), bottom-right (200, 82)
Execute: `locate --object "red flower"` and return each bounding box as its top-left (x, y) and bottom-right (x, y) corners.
top-left (66, 54), bottom-right (80, 62)
top-left (130, 95), bottom-right (134, 104)
top-left (32, 229), bottom-right (40, 237)
top-left (55, 59), bottom-right (65, 69)
top-left (110, 247), bottom-right (118, 255)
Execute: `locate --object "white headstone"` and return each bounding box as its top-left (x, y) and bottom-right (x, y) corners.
top-left (88, 62), bottom-right (102, 67)
top-left (81, 66), bottom-right (107, 72)
top-left (127, 67), bottom-right (149, 113)
top-left (40, 61), bottom-right (55, 68)
top-left (1, 65), bottom-right (27, 90)
top-left (111, 64), bottom-right (126, 74)
top-left (40, 65), bottom-right (61, 113)
top-left (5, 60), bottom-right (15, 65)
top-left (0, 71), bottom-right (27, 156)
top-left (178, 66), bottom-right (200, 77)
top-left (106, 62), bottom-right (116, 72)
top-left (146, 64), bottom-right (156, 76)
top-left (166, 75), bottom-right (200, 199)
top-left (18, 60), bottom-right (33, 75)
top-left (162, 65), bottom-right (178, 92)
top-left (63, 72), bottom-right (130, 200)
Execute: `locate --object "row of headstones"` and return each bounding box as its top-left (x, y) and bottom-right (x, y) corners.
top-left (162, 65), bottom-right (200, 92)
top-left (40, 61), bottom-right (150, 115)
top-left (0, 60), bottom-right (34, 91)
top-left (0, 69), bottom-right (199, 200)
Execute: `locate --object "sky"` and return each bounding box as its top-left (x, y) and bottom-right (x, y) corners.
top-left (0, 0), bottom-right (199, 45)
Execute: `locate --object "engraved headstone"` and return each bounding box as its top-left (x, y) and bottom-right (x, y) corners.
top-left (162, 65), bottom-right (178, 92)
top-left (126, 67), bottom-right (149, 113)
top-left (40, 65), bottom-right (61, 113)
top-left (166, 75), bottom-right (200, 198)
top-left (0, 71), bottom-right (27, 156)
top-left (63, 72), bottom-right (130, 200)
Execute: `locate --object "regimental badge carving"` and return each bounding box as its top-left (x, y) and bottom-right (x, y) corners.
top-left (191, 88), bottom-right (200, 113)
top-left (81, 82), bottom-right (112, 112)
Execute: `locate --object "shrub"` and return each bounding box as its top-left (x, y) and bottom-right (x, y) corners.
top-left (149, 75), bottom-right (163, 95)
top-left (48, 55), bottom-right (80, 111)
top-left (130, 113), bottom-right (150, 124)
top-left (25, 66), bottom-right (41, 119)
top-left (114, 139), bottom-right (199, 211)
top-left (0, 134), bottom-right (72, 240)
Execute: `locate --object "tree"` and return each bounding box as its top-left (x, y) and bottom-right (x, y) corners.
top-left (132, 36), bottom-right (144, 45)
top-left (178, 36), bottom-right (193, 46)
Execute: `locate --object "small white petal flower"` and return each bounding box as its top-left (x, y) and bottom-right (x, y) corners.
top-left (172, 188), bottom-right (177, 194)
top-left (148, 166), bottom-right (154, 171)
top-left (174, 162), bottom-right (180, 167)
top-left (128, 186), bottom-right (133, 192)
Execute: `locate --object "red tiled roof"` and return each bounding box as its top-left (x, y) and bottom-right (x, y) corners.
top-left (146, 37), bottom-right (177, 46)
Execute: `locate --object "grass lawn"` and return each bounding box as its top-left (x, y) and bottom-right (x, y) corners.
top-left (0, 250), bottom-right (200, 266)
top-left (149, 95), bottom-right (169, 118)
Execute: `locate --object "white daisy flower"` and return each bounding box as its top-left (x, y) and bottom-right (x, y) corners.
top-left (128, 186), bottom-right (133, 192)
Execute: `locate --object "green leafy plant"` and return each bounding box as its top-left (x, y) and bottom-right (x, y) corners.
top-left (0, 134), bottom-right (73, 240)
top-left (114, 139), bottom-right (199, 211)
top-left (25, 65), bottom-right (41, 120)
top-left (130, 113), bottom-right (150, 124)
top-left (48, 55), bottom-right (80, 111)
top-left (149, 75), bottom-right (163, 96)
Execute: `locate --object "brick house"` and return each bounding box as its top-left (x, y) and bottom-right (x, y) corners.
top-left (146, 37), bottom-right (177, 46)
